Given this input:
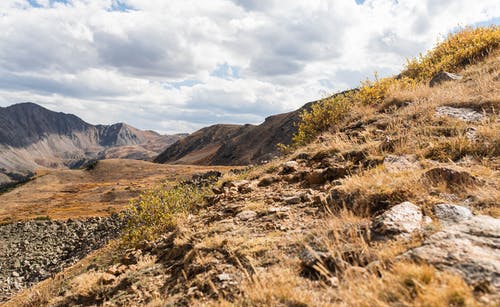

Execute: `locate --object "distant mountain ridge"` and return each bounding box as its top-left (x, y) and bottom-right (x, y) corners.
top-left (155, 102), bottom-right (313, 165)
top-left (0, 103), bottom-right (183, 188)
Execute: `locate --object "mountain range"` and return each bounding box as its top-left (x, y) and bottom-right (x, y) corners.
top-left (0, 103), bottom-right (184, 189)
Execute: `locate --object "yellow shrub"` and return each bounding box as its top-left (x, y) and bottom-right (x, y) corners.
top-left (403, 26), bottom-right (500, 81)
top-left (121, 182), bottom-right (211, 245)
top-left (292, 26), bottom-right (498, 146)
top-left (356, 75), bottom-right (416, 105)
top-left (293, 93), bottom-right (352, 146)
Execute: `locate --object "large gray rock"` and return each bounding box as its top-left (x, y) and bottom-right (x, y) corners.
top-left (434, 203), bottom-right (472, 223)
top-left (371, 202), bottom-right (423, 240)
top-left (429, 71), bottom-right (463, 87)
top-left (436, 106), bottom-right (484, 122)
top-left (404, 215), bottom-right (500, 295)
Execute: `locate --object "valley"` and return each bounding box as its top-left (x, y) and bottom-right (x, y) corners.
top-left (0, 159), bottom-right (233, 223)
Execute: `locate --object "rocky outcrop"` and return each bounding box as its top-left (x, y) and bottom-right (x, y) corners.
top-left (0, 215), bottom-right (124, 301)
top-left (405, 206), bottom-right (500, 296)
top-left (433, 203), bottom-right (472, 223)
top-left (429, 71), bottom-right (463, 87)
top-left (370, 202), bottom-right (424, 240)
top-left (436, 106), bottom-right (485, 122)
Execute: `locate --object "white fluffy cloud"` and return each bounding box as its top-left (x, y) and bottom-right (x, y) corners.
top-left (0, 0), bottom-right (499, 133)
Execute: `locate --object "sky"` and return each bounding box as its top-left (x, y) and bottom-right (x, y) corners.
top-left (0, 0), bottom-right (499, 134)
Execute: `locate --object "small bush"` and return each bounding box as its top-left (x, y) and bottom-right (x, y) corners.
top-left (403, 26), bottom-right (500, 81)
top-left (121, 182), bottom-right (211, 245)
top-left (293, 93), bottom-right (352, 146)
top-left (356, 75), bottom-right (416, 105)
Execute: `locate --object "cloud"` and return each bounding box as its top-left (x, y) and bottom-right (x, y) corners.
top-left (0, 0), bottom-right (499, 133)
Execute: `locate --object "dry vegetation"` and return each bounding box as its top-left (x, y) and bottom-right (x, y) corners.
top-left (4, 26), bottom-right (500, 306)
top-left (0, 159), bottom-right (233, 223)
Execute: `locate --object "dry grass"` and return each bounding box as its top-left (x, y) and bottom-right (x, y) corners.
top-left (338, 262), bottom-right (477, 307)
top-left (0, 159), bottom-right (234, 222)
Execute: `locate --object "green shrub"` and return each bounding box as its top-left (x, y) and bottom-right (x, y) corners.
top-left (121, 182), bottom-right (211, 245)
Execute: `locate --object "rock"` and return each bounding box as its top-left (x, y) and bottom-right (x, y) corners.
top-left (232, 180), bottom-right (252, 194)
top-left (305, 169), bottom-right (326, 186)
top-left (371, 202), bottom-right (423, 240)
top-left (343, 150), bottom-right (368, 164)
top-left (423, 167), bottom-right (476, 187)
top-left (121, 250), bottom-right (142, 265)
top-left (322, 166), bottom-right (349, 181)
top-left (404, 215), bottom-right (500, 294)
top-left (0, 215), bottom-right (124, 300)
top-left (257, 175), bottom-right (279, 187)
top-left (282, 171), bottom-right (307, 184)
top-left (236, 210), bottom-right (257, 221)
top-left (434, 204), bottom-right (472, 223)
top-left (436, 106), bottom-right (484, 122)
top-left (294, 153), bottom-right (311, 160)
top-left (429, 71), bottom-right (463, 87)
top-left (218, 273), bottom-right (232, 281)
top-left (283, 196), bottom-right (302, 205)
top-left (280, 161), bottom-right (299, 175)
top-left (383, 155), bottom-right (420, 173)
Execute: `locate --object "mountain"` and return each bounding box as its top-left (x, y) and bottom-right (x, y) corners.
top-left (0, 102), bottom-right (183, 178)
top-left (155, 103), bottom-right (311, 165)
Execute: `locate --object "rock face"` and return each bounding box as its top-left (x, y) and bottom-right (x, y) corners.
top-left (0, 215), bottom-right (124, 301)
top-left (429, 71), bottom-right (463, 87)
top-left (405, 207), bottom-right (500, 295)
top-left (370, 202), bottom-right (423, 240)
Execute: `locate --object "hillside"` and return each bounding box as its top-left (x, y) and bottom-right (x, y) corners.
top-left (154, 104), bottom-right (311, 165)
top-left (3, 27), bottom-right (500, 306)
top-left (0, 103), bottom-right (183, 187)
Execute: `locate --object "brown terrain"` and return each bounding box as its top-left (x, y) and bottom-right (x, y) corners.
top-left (0, 159), bottom-right (233, 222)
top-left (154, 102), bottom-right (312, 165)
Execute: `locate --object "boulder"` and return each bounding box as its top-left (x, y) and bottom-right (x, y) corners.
top-left (371, 201), bottom-right (423, 240)
top-left (434, 204), bottom-right (472, 223)
top-left (429, 71), bottom-right (463, 87)
top-left (404, 215), bottom-right (500, 294)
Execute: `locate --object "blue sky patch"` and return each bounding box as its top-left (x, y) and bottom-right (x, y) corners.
top-left (211, 63), bottom-right (242, 79)
top-left (165, 80), bottom-right (202, 89)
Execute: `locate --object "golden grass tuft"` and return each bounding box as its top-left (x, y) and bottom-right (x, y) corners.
top-left (403, 26), bottom-right (500, 82)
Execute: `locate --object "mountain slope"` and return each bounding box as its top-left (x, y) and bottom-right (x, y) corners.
top-left (0, 103), bottom-right (182, 174)
top-left (155, 103), bottom-right (311, 165)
